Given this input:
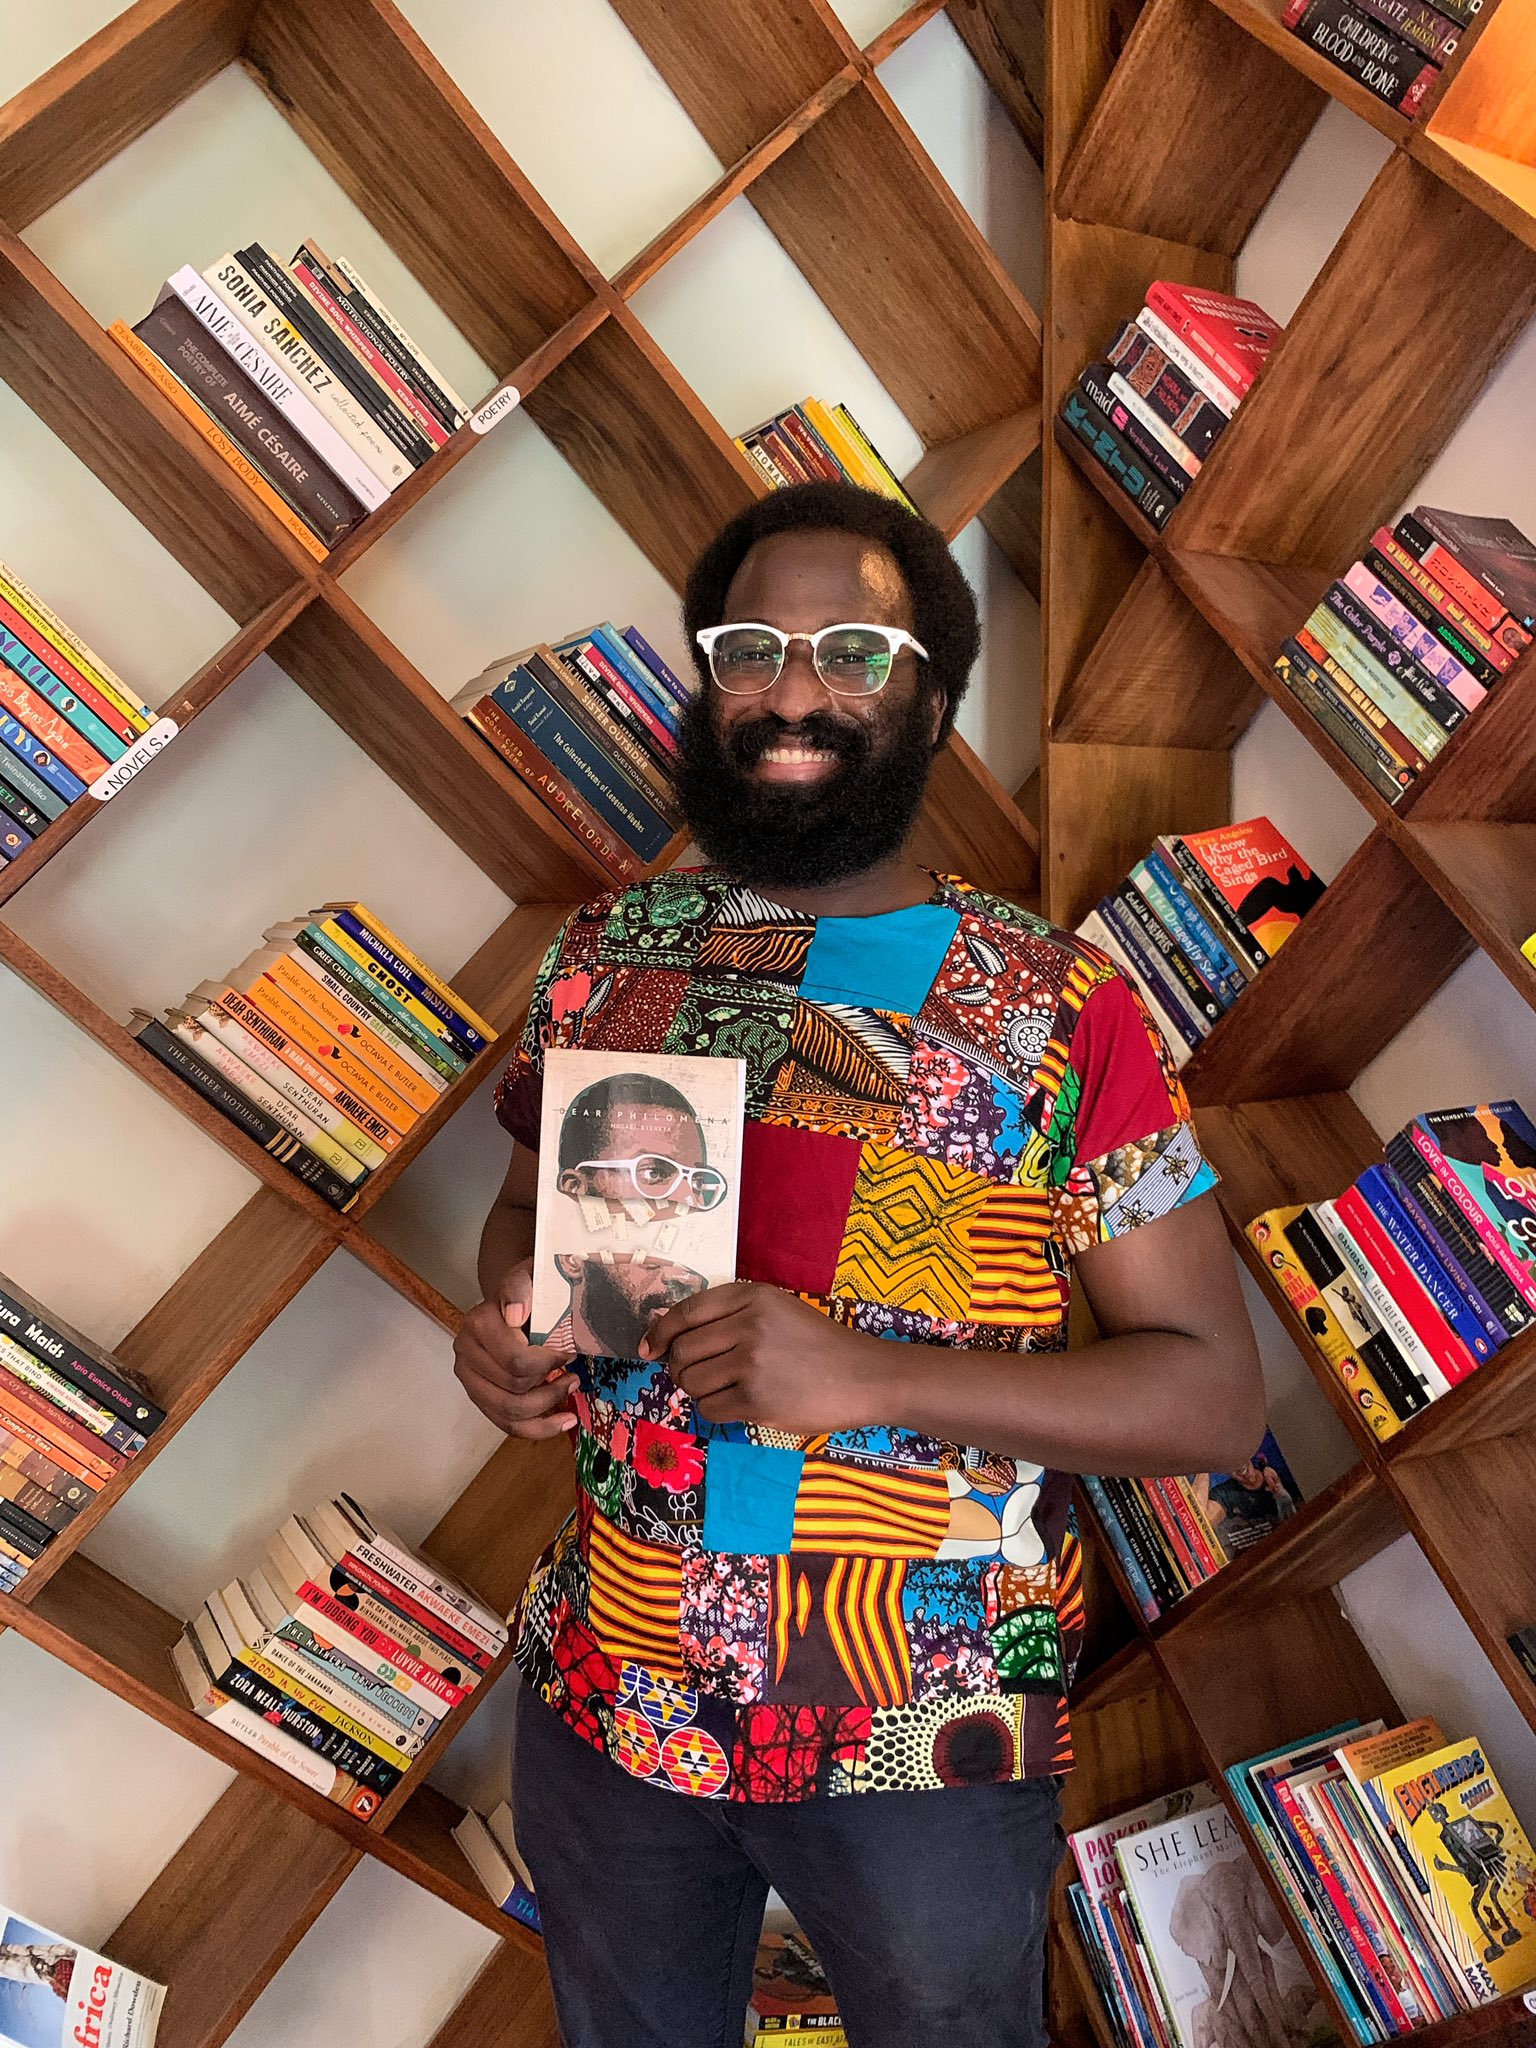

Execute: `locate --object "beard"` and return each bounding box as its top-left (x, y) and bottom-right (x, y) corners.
top-left (674, 683), bottom-right (937, 891)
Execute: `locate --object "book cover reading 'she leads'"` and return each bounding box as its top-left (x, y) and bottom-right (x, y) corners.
top-left (531, 1048), bottom-right (745, 1355)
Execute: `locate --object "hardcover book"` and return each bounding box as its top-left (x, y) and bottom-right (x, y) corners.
top-left (0, 1909), bottom-right (164, 2048)
top-left (530, 1047), bottom-right (745, 1353)
top-left (1141, 282), bottom-right (1282, 399)
top-left (1115, 1805), bottom-right (1331, 2047)
top-left (1407, 505), bottom-right (1536, 631)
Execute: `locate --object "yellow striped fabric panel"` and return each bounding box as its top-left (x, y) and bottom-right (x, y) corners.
top-left (587, 1511), bottom-right (686, 1677)
top-left (790, 1457), bottom-right (949, 1559)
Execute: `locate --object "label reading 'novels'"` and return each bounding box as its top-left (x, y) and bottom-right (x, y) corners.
top-left (87, 718), bottom-right (177, 803)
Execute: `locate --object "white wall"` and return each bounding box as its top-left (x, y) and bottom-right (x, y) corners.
top-left (0, 4), bottom-right (1043, 2037)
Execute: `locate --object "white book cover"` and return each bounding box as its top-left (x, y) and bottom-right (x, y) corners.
top-left (0, 1909), bottom-right (164, 2048)
top-left (1116, 1805), bottom-right (1331, 2048)
top-left (1069, 1780), bottom-right (1218, 1900)
top-left (530, 1048), bottom-right (746, 1352)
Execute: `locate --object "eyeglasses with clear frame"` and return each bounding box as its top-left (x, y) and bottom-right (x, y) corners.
top-left (572, 1154), bottom-right (729, 1210)
top-left (694, 622), bottom-right (930, 697)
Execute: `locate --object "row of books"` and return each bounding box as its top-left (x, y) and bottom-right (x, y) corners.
top-left (0, 1274), bottom-right (164, 1591)
top-left (129, 901), bottom-right (497, 1213)
top-left (454, 622), bottom-right (692, 885)
top-left (1249, 1100), bottom-right (1536, 1444)
top-left (1229, 1716), bottom-right (1536, 2035)
top-left (1076, 816), bottom-right (1325, 1068)
top-left (1276, 505), bottom-right (1534, 807)
top-left (110, 241), bottom-right (471, 559)
top-left (1285, 0), bottom-right (1471, 117)
top-left (1058, 281), bottom-right (1280, 531)
top-left (735, 396), bottom-right (914, 508)
top-left (1066, 1780), bottom-right (1326, 2048)
top-left (453, 1804), bottom-right (540, 1934)
top-left (0, 1903), bottom-right (164, 2048)
top-left (1080, 1428), bottom-right (1302, 1626)
top-left (0, 557), bottom-right (156, 850)
top-left (173, 1493), bottom-right (508, 1823)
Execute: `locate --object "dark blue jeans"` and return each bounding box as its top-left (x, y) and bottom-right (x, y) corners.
top-left (513, 1693), bottom-right (1064, 2048)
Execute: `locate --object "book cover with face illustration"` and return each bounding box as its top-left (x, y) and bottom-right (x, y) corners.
top-left (530, 1049), bottom-right (746, 1355)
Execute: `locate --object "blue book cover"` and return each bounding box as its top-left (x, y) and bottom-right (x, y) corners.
top-left (1380, 1159), bottom-right (1512, 1351)
top-left (0, 714), bottom-right (85, 803)
top-left (1135, 853), bottom-right (1246, 1002)
top-left (622, 624), bottom-right (693, 714)
top-left (1079, 1474), bottom-right (1159, 1623)
top-left (0, 623), bottom-right (128, 763)
top-left (324, 909), bottom-right (488, 1060)
top-left (1097, 898), bottom-right (1204, 1052)
top-left (556, 629), bottom-right (677, 736)
top-left (493, 668), bottom-right (673, 862)
top-left (0, 742), bottom-right (67, 820)
top-left (0, 817), bottom-right (32, 860)
top-left (1358, 1164), bottom-right (1502, 1360)
top-left (589, 623), bottom-right (681, 731)
top-left (1113, 881), bottom-right (1224, 1023)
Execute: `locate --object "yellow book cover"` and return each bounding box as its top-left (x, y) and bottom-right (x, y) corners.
top-left (0, 557), bottom-right (152, 730)
top-left (801, 397), bottom-right (886, 493)
top-left (310, 918), bottom-right (469, 1055)
top-left (320, 902), bottom-right (497, 1040)
top-left (1246, 1207), bottom-right (1402, 1441)
top-left (1373, 1736), bottom-right (1536, 1999)
top-left (1523, 931), bottom-right (1536, 971)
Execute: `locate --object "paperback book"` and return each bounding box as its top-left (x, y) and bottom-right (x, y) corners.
top-left (0, 1910), bottom-right (163, 2048)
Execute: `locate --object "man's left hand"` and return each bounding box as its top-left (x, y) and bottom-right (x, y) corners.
top-left (639, 1281), bottom-right (885, 1433)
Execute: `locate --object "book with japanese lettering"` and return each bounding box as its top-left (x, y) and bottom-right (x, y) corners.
top-left (1371, 1737), bottom-right (1536, 1999)
top-left (0, 1908), bottom-right (164, 2048)
top-left (531, 1048), bottom-right (746, 1353)
top-left (1115, 1804), bottom-right (1332, 2048)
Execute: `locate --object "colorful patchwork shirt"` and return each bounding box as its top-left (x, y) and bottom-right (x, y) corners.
top-left (495, 869), bottom-right (1216, 1801)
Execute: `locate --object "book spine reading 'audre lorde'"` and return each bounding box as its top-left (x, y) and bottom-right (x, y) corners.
top-left (131, 298), bottom-right (361, 546)
top-left (490, 669), bottom-right (674, 862)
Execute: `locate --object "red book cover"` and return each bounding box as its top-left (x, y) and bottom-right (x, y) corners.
top-left (1176, 818), bottom-right (1325, 958)
top-left (1410, 504), bottom-right (1536, 631)
top-left (1373, 529), bottom-right (1520, 671)
top-left (1142, 281), bottom-right (1282, 399)
top-left (1334, 1184), bottom-right (1477, 1387)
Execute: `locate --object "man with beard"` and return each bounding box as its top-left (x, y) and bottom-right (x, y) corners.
top-left (452, 483), bottom-right (1265, 2048)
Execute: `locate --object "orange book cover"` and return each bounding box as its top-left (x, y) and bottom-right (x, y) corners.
top-left (1178, 817), bottom-right (1325, 958)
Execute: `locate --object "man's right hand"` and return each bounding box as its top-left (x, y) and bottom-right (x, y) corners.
top-left (453, 1258), bottom-right (579, 1439)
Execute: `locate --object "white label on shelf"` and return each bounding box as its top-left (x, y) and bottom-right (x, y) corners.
top-left (1526, 1989), bottom-right (1536, 2015)
top-left (470, 385), bottom-right (521, 434)
top-left (88, 718), bottom-right (178, 802)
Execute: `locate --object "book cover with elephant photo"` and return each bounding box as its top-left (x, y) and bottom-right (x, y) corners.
top-left (531, 1048), bottom-right (745, 1356)
top-left (1116, 1805), bottom-right (1334, 2048)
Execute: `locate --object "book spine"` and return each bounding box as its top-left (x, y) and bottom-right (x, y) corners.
top-left (176, 1002), bottom-right (395, 1159)
top-left (289, 256), bottom-right (450, 449)
top-left (290, 926), bottom-right (464, 1080)
top-left (525, 652), bottom-right (679, 820)
top-left (834, 404), bottom-right (915, 507)
top-left (162, 267), bottom-right (388, 511)
top-left (269, 947), bottom-right (450, 1096)
top-left (225, 977), bottom-right (417, 1133)
top-left (0, 562), bottom-right (150, 725)
top-left (0, 662), bottom-right (110, 779)
top-left (1292, 0), bottom-right (1440, 111)
top-left (321, 908), bottom-right (491, 1055)
top-left (1274, 644), bottom-right (1417, 801)
top-left (1271, 1777), bottom-right (1412, 2034)
top-left (1395, 513), bottom-right (1524, 642)
top-left (1348, 0), bottom-right (1461, 53)
top-left (467, 700), bottom-right (641, 885)
top-left (302, 920), bottom-right (475, 1066)
top-left (330, 251), bottom-right (471, 422)
top-left (1315, 1201), bottom-right (1446, 1403)
top-left (168, 1016), bottom-right (368, 1182)
top-left (235, 1643), bottom-right (422, 1760)
top-left (564, 642), bottom-right (680, 760)
top-left (235, 245), bottom-right (433, 465)
top-left (1140, 280), bottom-right (1274, 399)
top-left (1341, 563), bottom-right (1485, 709)
top-left (592, 621), bottom-right (689, 723)
top-left (297, 1578), bottom-right (468, 1707)
top-left (248, 958), bottom-right (441, 1112)
top-left (0, 1377), bottom-right (123, 1482)
top-left (326, 1542), bottom-right (494, 1672)
top-left (622, 625), bottom-right (695, 710)
top-left (0, 1466), bottom-right (77, 1534)
top-left (1107, 319), bottom-right (1229, 444)
top-left (1333, 1183), bottom-right (1478, 1386)
top-left (0, 1281), bottom-right (164, 1432)
top-left (335, 1509), bottom-right (506, 1656)
top-left (1075, 913), bottom-right (1193, 1070)
top-left (0, 736), bottom-right (67, 819)
top-left (0, 1427), bottom-right (94, 1507)
top-left (1321, 586), bottom-right (1470, 732)
top-left (134, 1015), bottom-right (360, 1211)
top-left (0, 775), bottom-right (51, 836)
top-left (1106, 370), bottom-right (1202, 475)
top-left (0, 1496), bottom-right (52, 1555)
top-left (1141, 1477), bottom-right (1206, 1588)
top-left (1106, 885), bottom-right (1216, 1024)
top-left (0, 819), bottom-right (32, 863)
top-left (1360, 1166), bottom-right (1502, 1359)
top-left (1102, 1475), bottom-right (1182, 1607)
top-left (742, 437), bottom-right (790, 489)
top-left (1382, 1145), bottom-right (1527, 1338)
top-left (1374, 532), bottom-right (1518, 670)
top-left (1295, 625), bottom-right (1434, 771)
top-left (1301, 609), bottom-right (1453, 758)
top-left (0, 616), bottom-right (131, 755)
top-left (1059, 389), bottom-right (1178, 528)
top-left (108, 322), bottom-right (329, 561)
top-left (494, 670), bottom-right (673, 861)
top-left (1078, 1475), bottom-right (1160, 1622)
top-left (1286, 1207), bottom-right (1428, 1422)
top-left (1161, 838), bottom-right (1265, 972)
top-left (0, 592), bottom-right (141, 743)
top-left (268, 1615), bottom-right (439, 1735)
top-left (297, 1566), bottom-right (476, 1684)
top-left (1096, 902), bottom-right (1205, 1052)
top-left (201, 1685), bottom-right (378, 1814)
top-left (1136, 854), bottom-right (1245, 1000)
top-left (1408, 1123), bottom-right (1536, 1309)
top-left (0, 712), bottom-right (86, 803)
top-left (1077, 366), bottom-right (1193, 496)
top-left (197, 990), bottom-right (400, 1148)
top-left (778, 408), bottom-right (844, 483)
top-left (131, 299), bottom-right (359, 546)
top-left (0, 1332), bottom-right (145, 1454)
top-left (215, 1658), bottom-right (404, 1789)
top-left (1361, 548), bottom-right (1502, 686)
top-left (311, 259), bottom-right (461, 436)
top-left (1132, 308), bottom-right (1242, 414)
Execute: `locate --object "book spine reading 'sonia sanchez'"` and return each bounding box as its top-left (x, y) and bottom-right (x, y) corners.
top-left (1288, 0), bottom-right (1439, 110)
top-left (0, 1279), bottom-right (164, 1432)
top-left (319, 907), bottom-right (492, 1057)
top-left (1395, 514), bottom-right (1530, 643)
top-left (1059, 389), bottom-right (1180, 528)
top-left (131, 1013), bottom-right (361, 1210)
top-left (1077, 365), bottom-right (1195, 493)
top-left (130, 300), bottom-right (361, 547)
top-left (464, 698), bottom-right (643, 885)
top-left (1321, 586), bottom-right (1469, 734)
top-left (491, 670), bottom-right (674, 862)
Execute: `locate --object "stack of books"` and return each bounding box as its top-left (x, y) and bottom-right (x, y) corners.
top-left (0, 1903), bottom-right (165, 2047)
top-left (1248, 1101), bottom-right (1536, 1446)
top-left (1276, 506), bottom-right (1533, 807)
top-left (454, 625), bottom-right (689, 884)
top-left (453, 1804), bottom-right (540, 1932)
top-left (1067, 1781), bottom-right (1329, 2048)
top-left (1059, 281), bottom-right (1280, 529)
top-left (130, 902), bottom-right (495, 1212)
top-left (173, 1494), bottom-right (508, 1823)
top-left (744, 1923), bottom-right (844, 2047)
top-left (1285, 0), bottom-right (1469, 117)
top-left (735, 398), bottom-right (914, 508)
top-left (1080, 1428), bottom-right (1303, 1626)
top-left (110, 242), bottom-right (471, 559)
top-left (0, 1274), bottom-right (164, 1592)
top-left (1076, 817), bottom-right (1325, 1067)
top-left (1229, 1716), bottom-right (1536, 2035)
top-left (0, 558), bottom-right (158, 848)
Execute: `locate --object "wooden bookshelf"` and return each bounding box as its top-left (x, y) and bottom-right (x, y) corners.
top-left (1042, 2), bottom-right (1536, 2042)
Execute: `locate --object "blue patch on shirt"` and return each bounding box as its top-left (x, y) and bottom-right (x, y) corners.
top-left (799, 903), bottom-right (962, 1016)
top-left (701, 1441), bottom-right (804, 1555)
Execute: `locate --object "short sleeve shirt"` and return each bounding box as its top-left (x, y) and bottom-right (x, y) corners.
top-left (496, 869), bottom-right (1216, 1801)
